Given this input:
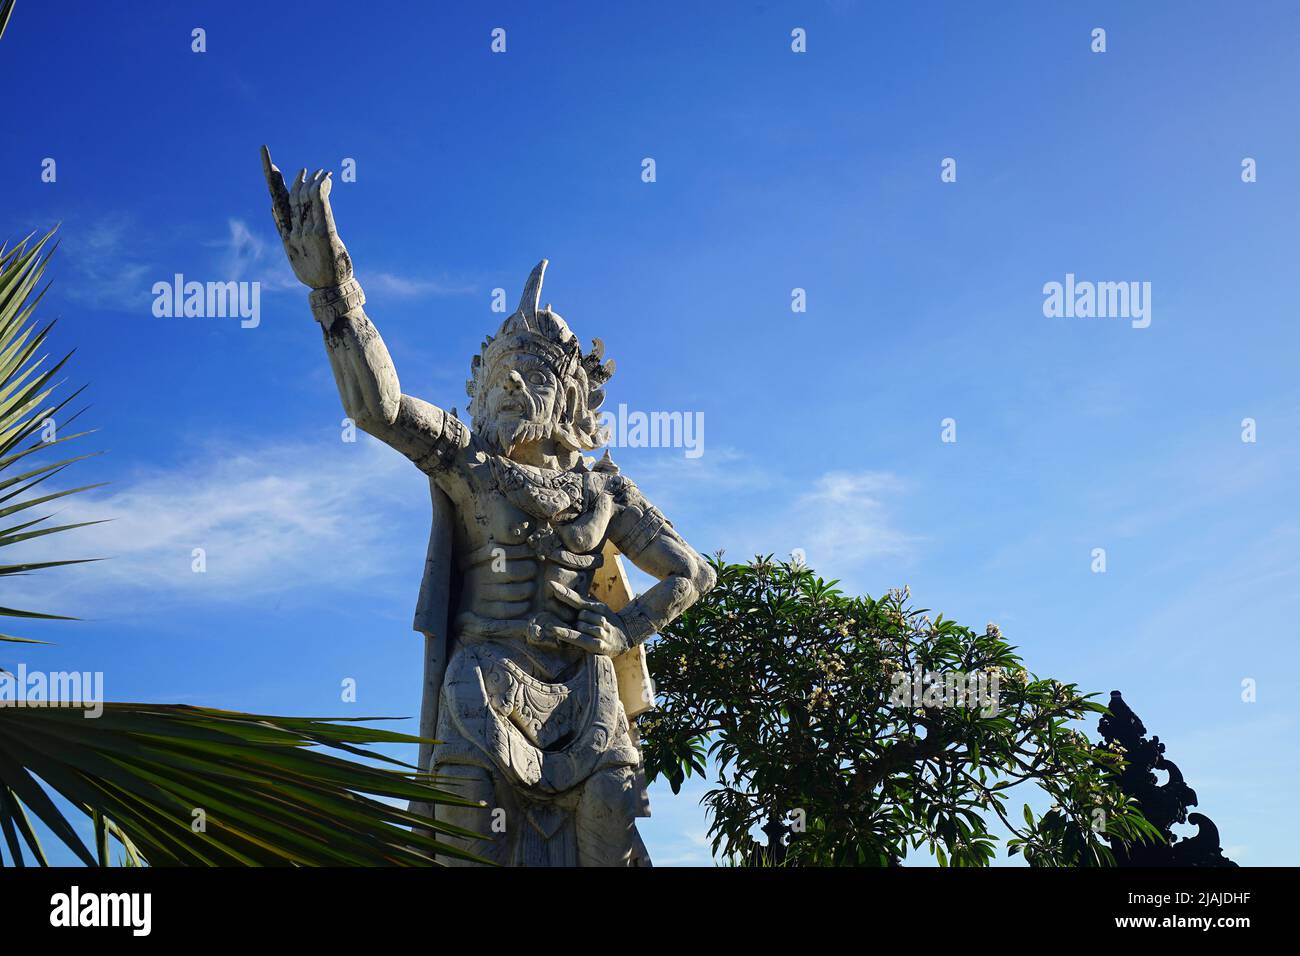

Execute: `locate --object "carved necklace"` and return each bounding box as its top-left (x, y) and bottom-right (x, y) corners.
top-left (489, 455), bottom-right (586, 523)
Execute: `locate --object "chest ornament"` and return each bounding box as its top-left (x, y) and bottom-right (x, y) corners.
top-left (489, 456), bottom-right (585, 522)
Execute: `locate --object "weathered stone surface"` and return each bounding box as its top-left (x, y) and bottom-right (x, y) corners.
top-left (261, 147), bottom-right (715, 866)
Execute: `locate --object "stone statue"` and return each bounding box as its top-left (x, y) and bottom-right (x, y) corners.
top-left (260, 148), bottom-right (716, 866)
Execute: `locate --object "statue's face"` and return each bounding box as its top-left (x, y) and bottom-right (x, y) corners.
top-left (480, 352), bottom-right (562, 452)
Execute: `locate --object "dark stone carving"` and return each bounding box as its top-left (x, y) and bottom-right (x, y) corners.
top-left (1098, 690), bottom-right (1236, 867)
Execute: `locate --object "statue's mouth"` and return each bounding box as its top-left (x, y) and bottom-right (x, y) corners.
top-left (496, 396), bottom-right (531, 417)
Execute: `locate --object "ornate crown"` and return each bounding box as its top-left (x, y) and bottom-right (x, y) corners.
top-left (467, 260), bottom-right (616, 396)
top-left (466, 260), bottom-right (616, 448)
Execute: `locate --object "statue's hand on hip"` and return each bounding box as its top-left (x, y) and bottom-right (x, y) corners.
top-left (548, 582), bottom-right (633, 657)
top-left (260, 145), bottom-right (354, 290)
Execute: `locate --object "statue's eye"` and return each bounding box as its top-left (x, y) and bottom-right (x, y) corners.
top-left (528, 371), bottom-right (548, 387)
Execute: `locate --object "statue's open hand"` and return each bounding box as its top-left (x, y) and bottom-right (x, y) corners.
top-left (548, 582), bottom-right (633, 657)
top-left (261, 145), bottom-right (353, 290)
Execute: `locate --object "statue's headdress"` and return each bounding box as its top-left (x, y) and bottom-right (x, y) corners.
top-left (466, 260), bottom-right (615, 451)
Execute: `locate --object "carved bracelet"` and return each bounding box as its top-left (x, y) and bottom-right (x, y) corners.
top-left (620, 606), bottom-right (657, 647)
top-left (309, 278), bottom-right (365, 323)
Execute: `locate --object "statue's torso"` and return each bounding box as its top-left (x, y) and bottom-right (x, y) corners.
top-left (428, 443), bottom-right (642, 797)
top-left (455, 456), bottom-right (612, 628)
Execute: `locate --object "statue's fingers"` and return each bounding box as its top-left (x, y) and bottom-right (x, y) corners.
top-left (302, 173), bottom-right (325, 232)
top-left (307, 172), bottom-right (334, 235)
top-left (261, 148), bottom-right (293, 236)
top-left (549, 581), bottom-right (597, 612)
top-left (288, 191), bottom-right (304, 237)
top-left (573, 621), bottom-right (605, 639)
top-left (270, 197), bottom-right (291, 237)
top-left (260, 146), bottom-right (288, 197)
top-left (317, 172), bottom-right (337, 232)
top-left (259, 145), bottom-right (277, 189)
top-left (551, 627), bottom-right (601, 654)
top-left (577, 610), bottom-right (605, 628)
top-left (302, 192), bottom-right (319, 235)
top-left (288, 169), bottom-right (308, 236)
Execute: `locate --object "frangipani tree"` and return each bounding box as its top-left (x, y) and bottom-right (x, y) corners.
top-left (642, 556), bottom-right (1160, 866)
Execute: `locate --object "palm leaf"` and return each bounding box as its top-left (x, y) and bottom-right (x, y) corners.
top-left (0, 704), bottom-right (487, 866)
top-left (0, 228), bottom-right (488, 865)
top-left (0, 228), bottom-right (84, 636)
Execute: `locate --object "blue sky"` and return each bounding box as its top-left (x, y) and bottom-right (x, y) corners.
top-left (2, 0), bottom-right (1298, 865)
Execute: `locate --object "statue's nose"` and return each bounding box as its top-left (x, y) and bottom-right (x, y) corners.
top-left (505, 370), bottom-right (525, 392)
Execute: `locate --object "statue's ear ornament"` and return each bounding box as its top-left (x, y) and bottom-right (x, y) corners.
top-left (581, 338), bottom-right (615, 386)
top-left (559, 384), bottom-right (579, 425)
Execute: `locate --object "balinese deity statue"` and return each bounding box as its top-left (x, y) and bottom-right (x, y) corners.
top-left (261, 148), bottom-right (715, 866)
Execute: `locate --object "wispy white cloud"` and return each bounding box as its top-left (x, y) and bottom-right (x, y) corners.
top-left (640, 777), bottom-right (716, 866)
top-left (788, 470), bottom-right (918, 574)
top-left (57, 215), bottom-right (154, 313)
top-left (214, 219), bottom-right (477, 301)
top-left (367, 272), bottom-right (477, 300)
top-left (211, 217), bottom-right (299, 292)
top-left (626, 448), bottom-right (918, 587)
top-left (5, 435), bottom-right (432, 620)
top-left (50, 214), bottom-right (476, 315)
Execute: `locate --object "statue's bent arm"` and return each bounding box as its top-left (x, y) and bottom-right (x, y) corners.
top-left (607, 484), bottom-right (716, 646)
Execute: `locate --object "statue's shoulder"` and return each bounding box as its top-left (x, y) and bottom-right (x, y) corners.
top-left (589, 451), bottom-right (674, 559)
top-left (587, 451), bottom-right (653, 510)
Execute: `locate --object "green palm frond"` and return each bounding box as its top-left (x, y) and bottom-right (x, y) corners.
top-left (0, 228), bottom-right (487, 865)
top-left (0, 1), bottom-right (15, 44)
top-left (0, 704), bottom-right (487, 866)
top-left (0, 227), bottom-right (100, 642)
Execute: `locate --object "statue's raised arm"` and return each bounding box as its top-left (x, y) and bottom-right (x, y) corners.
top-left (260, 146), bottom-right (452, 464)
